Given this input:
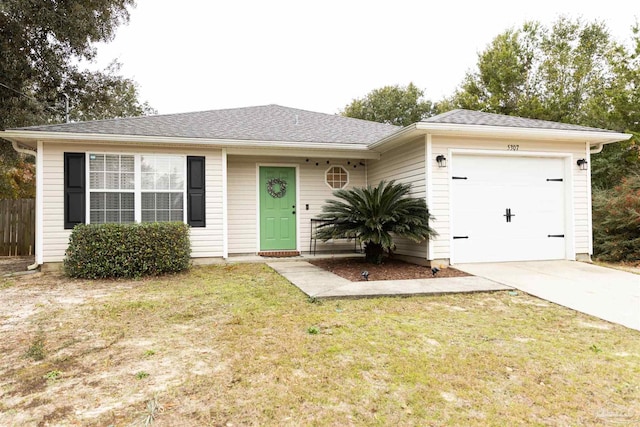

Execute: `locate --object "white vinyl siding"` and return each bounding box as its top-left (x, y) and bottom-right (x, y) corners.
top-left (430, 135), bottom-right (590, 262)
top-left (41, 143), bottom-right (224, 263)
top-left (39, 135), bottom-right (591, 264)
top-left (227, 156), bottom-right (366, 254)
top-left (367, 138), bottom-right (428, 259)
top-left (226, 157), bottom-right (257, 254)
top-left (41, 145), bottom-right (69, 262)
top-left (300, 160), bottom-right (366, 254)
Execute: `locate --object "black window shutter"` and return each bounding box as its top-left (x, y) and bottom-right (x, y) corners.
top-left (187, 156), bottom-right (206, 227)
top-left (64, 153), bottom-right (86, 229)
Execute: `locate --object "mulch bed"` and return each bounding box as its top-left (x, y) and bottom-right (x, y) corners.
top-left (309, 257), bottom-right (470, 282)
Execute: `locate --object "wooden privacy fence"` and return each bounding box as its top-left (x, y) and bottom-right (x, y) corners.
top-left (0, 199), bottom-right (35, 256)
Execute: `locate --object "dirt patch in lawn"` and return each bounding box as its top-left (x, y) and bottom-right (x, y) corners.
top-left (595, 260), bottom-right (640, 275)
top-left (2, 264), bottom-right (640, 426)
top-left (0, 256), bottom-right (35, 276)
top-left (309, 257), bottom-right (470, 281)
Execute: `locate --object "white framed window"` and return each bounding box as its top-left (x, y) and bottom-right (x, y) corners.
top-left (141, 155), bottom-right (185, 222)
top-left (89, 154), bottom-right (135, 224)
top-left (325, 165), bottom-right (349, 189)
top-left (88, 153), bottom-right (187, 224)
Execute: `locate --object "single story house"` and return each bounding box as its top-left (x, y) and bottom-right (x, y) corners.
top-left (2, 105), bottom-right (631, 268)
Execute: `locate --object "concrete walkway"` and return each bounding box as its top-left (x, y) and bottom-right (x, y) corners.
top-left (267, 261), bottom-right (512, 298)
top-left (455, 261), bottom-right (640, 331)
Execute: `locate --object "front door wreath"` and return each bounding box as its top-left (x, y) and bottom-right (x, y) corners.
top-left (267, 177), bottom-right (287, 198)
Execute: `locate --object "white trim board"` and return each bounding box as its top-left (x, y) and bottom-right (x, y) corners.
top-left (36, 140), bottom-right (44, 265)
top-left (222, 149), bottom-right (228, 258)
top-left (425, 134), bottom-right (434, 261)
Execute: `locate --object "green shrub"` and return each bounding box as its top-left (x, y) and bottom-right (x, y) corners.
top-left (592, 174), bottom-right (640, 262)
top-left (64, 222), bottom-right (191, 278)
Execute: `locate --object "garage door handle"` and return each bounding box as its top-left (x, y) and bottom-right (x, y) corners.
top-left (548, 234), bottom-right (565, 238)
top-left (504, 208), bottom-right (515, 223)
top-left (453, 236), bottom-right (469, 239)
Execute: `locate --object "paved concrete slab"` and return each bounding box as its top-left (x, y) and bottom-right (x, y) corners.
top-left (455, 261), bottom-right (640, 331)
top-left (267, 261), bottom-right (512, 299)
top-left (267, 262), bottom-right (352, 296)
top-left (313, 276), bottom-right (512, 298)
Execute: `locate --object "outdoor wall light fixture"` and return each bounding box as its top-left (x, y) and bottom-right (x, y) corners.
top-left (436, 155), bottom-right (447, 168)
top-left (577, 158), bottom-right (588, 170)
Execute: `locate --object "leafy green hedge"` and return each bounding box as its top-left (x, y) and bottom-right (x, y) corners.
top-left (592, 174), bottom-right (640, 262)
top-left (64, 222), bottom-right (191, 278)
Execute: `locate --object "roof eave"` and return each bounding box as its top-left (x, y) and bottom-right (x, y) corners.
top-left (369, 123), bottom-right (632, 152)
top-left (0, 130), bottom-right (373, 152)
top-left (368, 124), bottom-right (420, 152)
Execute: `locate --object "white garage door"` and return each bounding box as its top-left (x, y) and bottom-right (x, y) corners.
top-left (451, 154), bottom-right (566, 263)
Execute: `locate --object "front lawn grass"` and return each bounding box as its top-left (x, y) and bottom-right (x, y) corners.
top-left (1, 263), bottom-right (639, 426)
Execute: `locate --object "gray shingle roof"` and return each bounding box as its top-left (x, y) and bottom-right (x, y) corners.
top-left (424, 109), bottom-right (616, 133)
top-left (14, 104), bottom-right (400, 145)
top-left (12, 106), bottom-right (619, 149)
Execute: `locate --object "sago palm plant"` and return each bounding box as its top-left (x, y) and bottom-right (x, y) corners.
top-left (316, 180), bottom-right (437, 264)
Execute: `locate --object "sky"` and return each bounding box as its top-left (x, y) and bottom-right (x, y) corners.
top-left (90, 0), bottom-right (639, 115)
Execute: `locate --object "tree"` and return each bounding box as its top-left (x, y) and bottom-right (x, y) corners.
top-left (315, 180), bottom-right (437, 264)
top-left (341, 83), bottom-right (436, 126)
top-left (441, 26), bottom-right (537, 117)
top-left (0, 0), bottom-right (155, 199)
top-left (592, 23), bottom-right (640, 189)
top-left (1, 160), bottom-right (35, 199)
top-left (65, 61), bottom-right (156, 122)
top-left (592, 174), bottom-right (640, 261)
top-left (443, 17), bottom-right (640, 189)
top-left (0, 0), bottom-right (138, 129)
top-left (591, 134), bottom-right (640, 190)
top-left (445, 18), bottom-right (617, 122)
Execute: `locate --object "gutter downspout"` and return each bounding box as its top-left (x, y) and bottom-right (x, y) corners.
top-left (10, 141), bottom-right (40, 271)
top-left (11, 141), bottom-right (36, 157)
top-left (590, 143), bottom-right (605, 154)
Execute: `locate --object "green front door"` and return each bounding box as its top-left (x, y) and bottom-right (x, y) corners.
top-left (260, 167), bottom-right (296, 250)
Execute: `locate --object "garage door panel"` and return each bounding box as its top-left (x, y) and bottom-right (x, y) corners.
top-left (455, 238), bottom-right (564, 263)
top-left (455, 233), bottom-right (566, 263)
top-left (452, 155), bottom-right (566, 263)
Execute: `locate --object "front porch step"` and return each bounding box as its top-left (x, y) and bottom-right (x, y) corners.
top-left (258, 251), bottom-right (301, 258)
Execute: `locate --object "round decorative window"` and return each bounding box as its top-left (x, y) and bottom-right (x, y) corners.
top-left (326, 166), bottom-right (348, 189)
top-left (267, 177), bottom-right (287, 198)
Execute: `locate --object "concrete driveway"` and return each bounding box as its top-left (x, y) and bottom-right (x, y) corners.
top-left (455, 261), bottom-right (640, 331)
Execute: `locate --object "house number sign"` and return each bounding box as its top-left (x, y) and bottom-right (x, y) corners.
top-left (267, 178), bottom-right (287, 198)
top-left (507, 145), bottom-right (519, 151)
